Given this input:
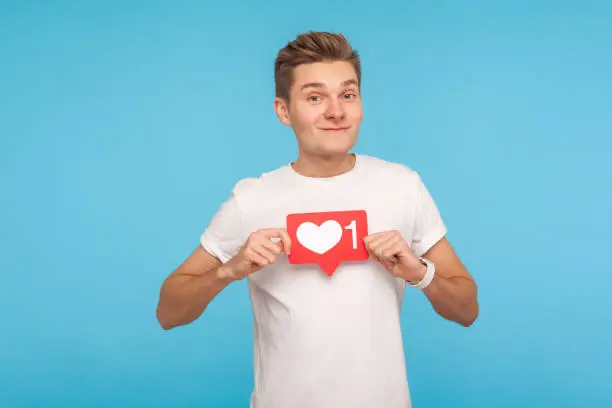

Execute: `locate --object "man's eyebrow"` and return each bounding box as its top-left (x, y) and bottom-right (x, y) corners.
top-left (300, 79), bottom-right (358, 91)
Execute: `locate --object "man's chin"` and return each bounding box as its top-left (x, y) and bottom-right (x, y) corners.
top-left (315, 143), bottom-right (357, 157)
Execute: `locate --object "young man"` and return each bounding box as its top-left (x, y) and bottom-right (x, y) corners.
top-left (157, 31), bottom-right (478, 408)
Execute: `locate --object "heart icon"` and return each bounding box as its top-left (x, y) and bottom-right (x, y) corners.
top-left (296, 220), bottom-right (343, 255)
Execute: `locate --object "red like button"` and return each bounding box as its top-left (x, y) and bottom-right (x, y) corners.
top-left (287, 210), bottom-right (369, 276)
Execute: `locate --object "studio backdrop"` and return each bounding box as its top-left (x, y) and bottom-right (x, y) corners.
top-left (1, 1), bottom-right (610, 407)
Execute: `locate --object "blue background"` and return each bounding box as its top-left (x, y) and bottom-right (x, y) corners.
top-left (1, 1), bottom-right (610, 407)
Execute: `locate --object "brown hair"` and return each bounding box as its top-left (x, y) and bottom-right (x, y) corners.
top-left (274, 31), bottom-right (361, 103)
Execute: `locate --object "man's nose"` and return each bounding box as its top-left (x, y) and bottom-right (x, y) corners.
top-left (324, 98), bottom-right (346, 120)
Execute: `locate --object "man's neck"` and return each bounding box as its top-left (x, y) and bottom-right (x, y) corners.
top-left (291, 152), bottom-right (356, 178)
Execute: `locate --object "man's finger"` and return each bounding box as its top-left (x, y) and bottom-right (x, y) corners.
top-left (260, 228), bottom-right (292, 255)
top-left (366, 233), bottom-right (395, 254)
top-left (382, 258), bottom-right (397, 272)
top-left (246, 248), bottom-right (270, 267)
top-left (252, 244), bottom-right (277, 264)
top-left (379, 237), bottom-right (403, 258)
top-left (363, 231), bottom-right (387, 243)
top-left (259, 238), bottom-right (282, 256)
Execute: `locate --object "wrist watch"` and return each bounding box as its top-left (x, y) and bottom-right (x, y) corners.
top-left (406, 257), bottom-right (436, 290)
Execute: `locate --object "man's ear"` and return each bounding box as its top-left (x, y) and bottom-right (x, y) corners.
top-left (273, 97), bottom-right (291, 125)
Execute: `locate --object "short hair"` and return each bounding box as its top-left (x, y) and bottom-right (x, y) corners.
top-left (274, 31), bottom-right (361, 103)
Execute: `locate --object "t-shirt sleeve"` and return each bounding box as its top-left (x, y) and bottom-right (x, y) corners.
top-left (410, 172), bottom-right (448, 258)
top-left (199, 185), bottom-right (248, 264)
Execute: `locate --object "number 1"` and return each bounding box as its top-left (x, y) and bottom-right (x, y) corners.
top-left (344, 220), bottom-right (357, 249)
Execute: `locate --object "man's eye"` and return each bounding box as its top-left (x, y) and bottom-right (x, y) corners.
top-left (309, 95), bottom-right (322, 103)
top-left (344, 92), bottom-right (357, 100)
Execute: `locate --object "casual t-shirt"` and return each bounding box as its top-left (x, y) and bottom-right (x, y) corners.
top-left (200, 154), bottom-right (447, 408)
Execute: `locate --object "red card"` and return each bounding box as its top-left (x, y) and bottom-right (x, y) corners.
top-left (287, 210), bottom-right (369, 276)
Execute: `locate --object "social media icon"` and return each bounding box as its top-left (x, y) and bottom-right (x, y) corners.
top-left (287, 210), bottom-right (369, 276)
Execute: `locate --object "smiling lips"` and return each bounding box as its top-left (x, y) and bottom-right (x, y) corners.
top-left (319, 126), bottom-right (351, 134)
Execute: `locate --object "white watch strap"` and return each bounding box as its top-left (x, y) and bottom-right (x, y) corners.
top-left (407, 257), bottom-right (436, 290)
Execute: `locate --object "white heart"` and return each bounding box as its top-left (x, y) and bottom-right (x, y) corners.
top-left (296, 220), bottom-right (343, 255)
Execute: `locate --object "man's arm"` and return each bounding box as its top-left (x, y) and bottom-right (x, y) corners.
top-left (418, 237), bottom-right (479, 326)
top-left (156, 246), bottom-right (233, 330)
top-left (364, 232), bottom-right (479, 327)
top-left (156, 228), bottom-right (292, 330)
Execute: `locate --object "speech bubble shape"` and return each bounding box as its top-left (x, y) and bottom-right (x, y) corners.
top-left (287, 210), bottom-right (369, 276)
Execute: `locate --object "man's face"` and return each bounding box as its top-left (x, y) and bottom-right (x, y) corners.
top-left (275, 61), bottom-right (363, 157)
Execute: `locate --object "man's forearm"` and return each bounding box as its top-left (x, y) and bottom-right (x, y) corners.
top-left (157, 265), bottom-right (235, 330)
top-left (421, 274), bottom-right (479, 326)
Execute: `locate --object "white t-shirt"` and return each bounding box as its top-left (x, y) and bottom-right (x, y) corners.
top-left (200, 154), bottom-right (447, 408)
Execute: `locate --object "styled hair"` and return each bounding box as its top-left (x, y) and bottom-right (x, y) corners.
top-left (274, 31), bottom-right (361, 102)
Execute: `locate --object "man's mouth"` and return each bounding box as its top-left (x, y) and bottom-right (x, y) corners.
top-left (319, 126), bottom-right (351, 133)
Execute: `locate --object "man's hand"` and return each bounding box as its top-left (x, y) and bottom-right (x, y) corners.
top-left (363, 230), bottom-right (426, 282)
top-left (220, 228), bottom-right (292, 281)
top-left (365, 232), bottom-right (479, 326)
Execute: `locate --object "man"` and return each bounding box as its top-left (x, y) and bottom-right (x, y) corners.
top-left (156, 31), bottom-right (478, 408)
